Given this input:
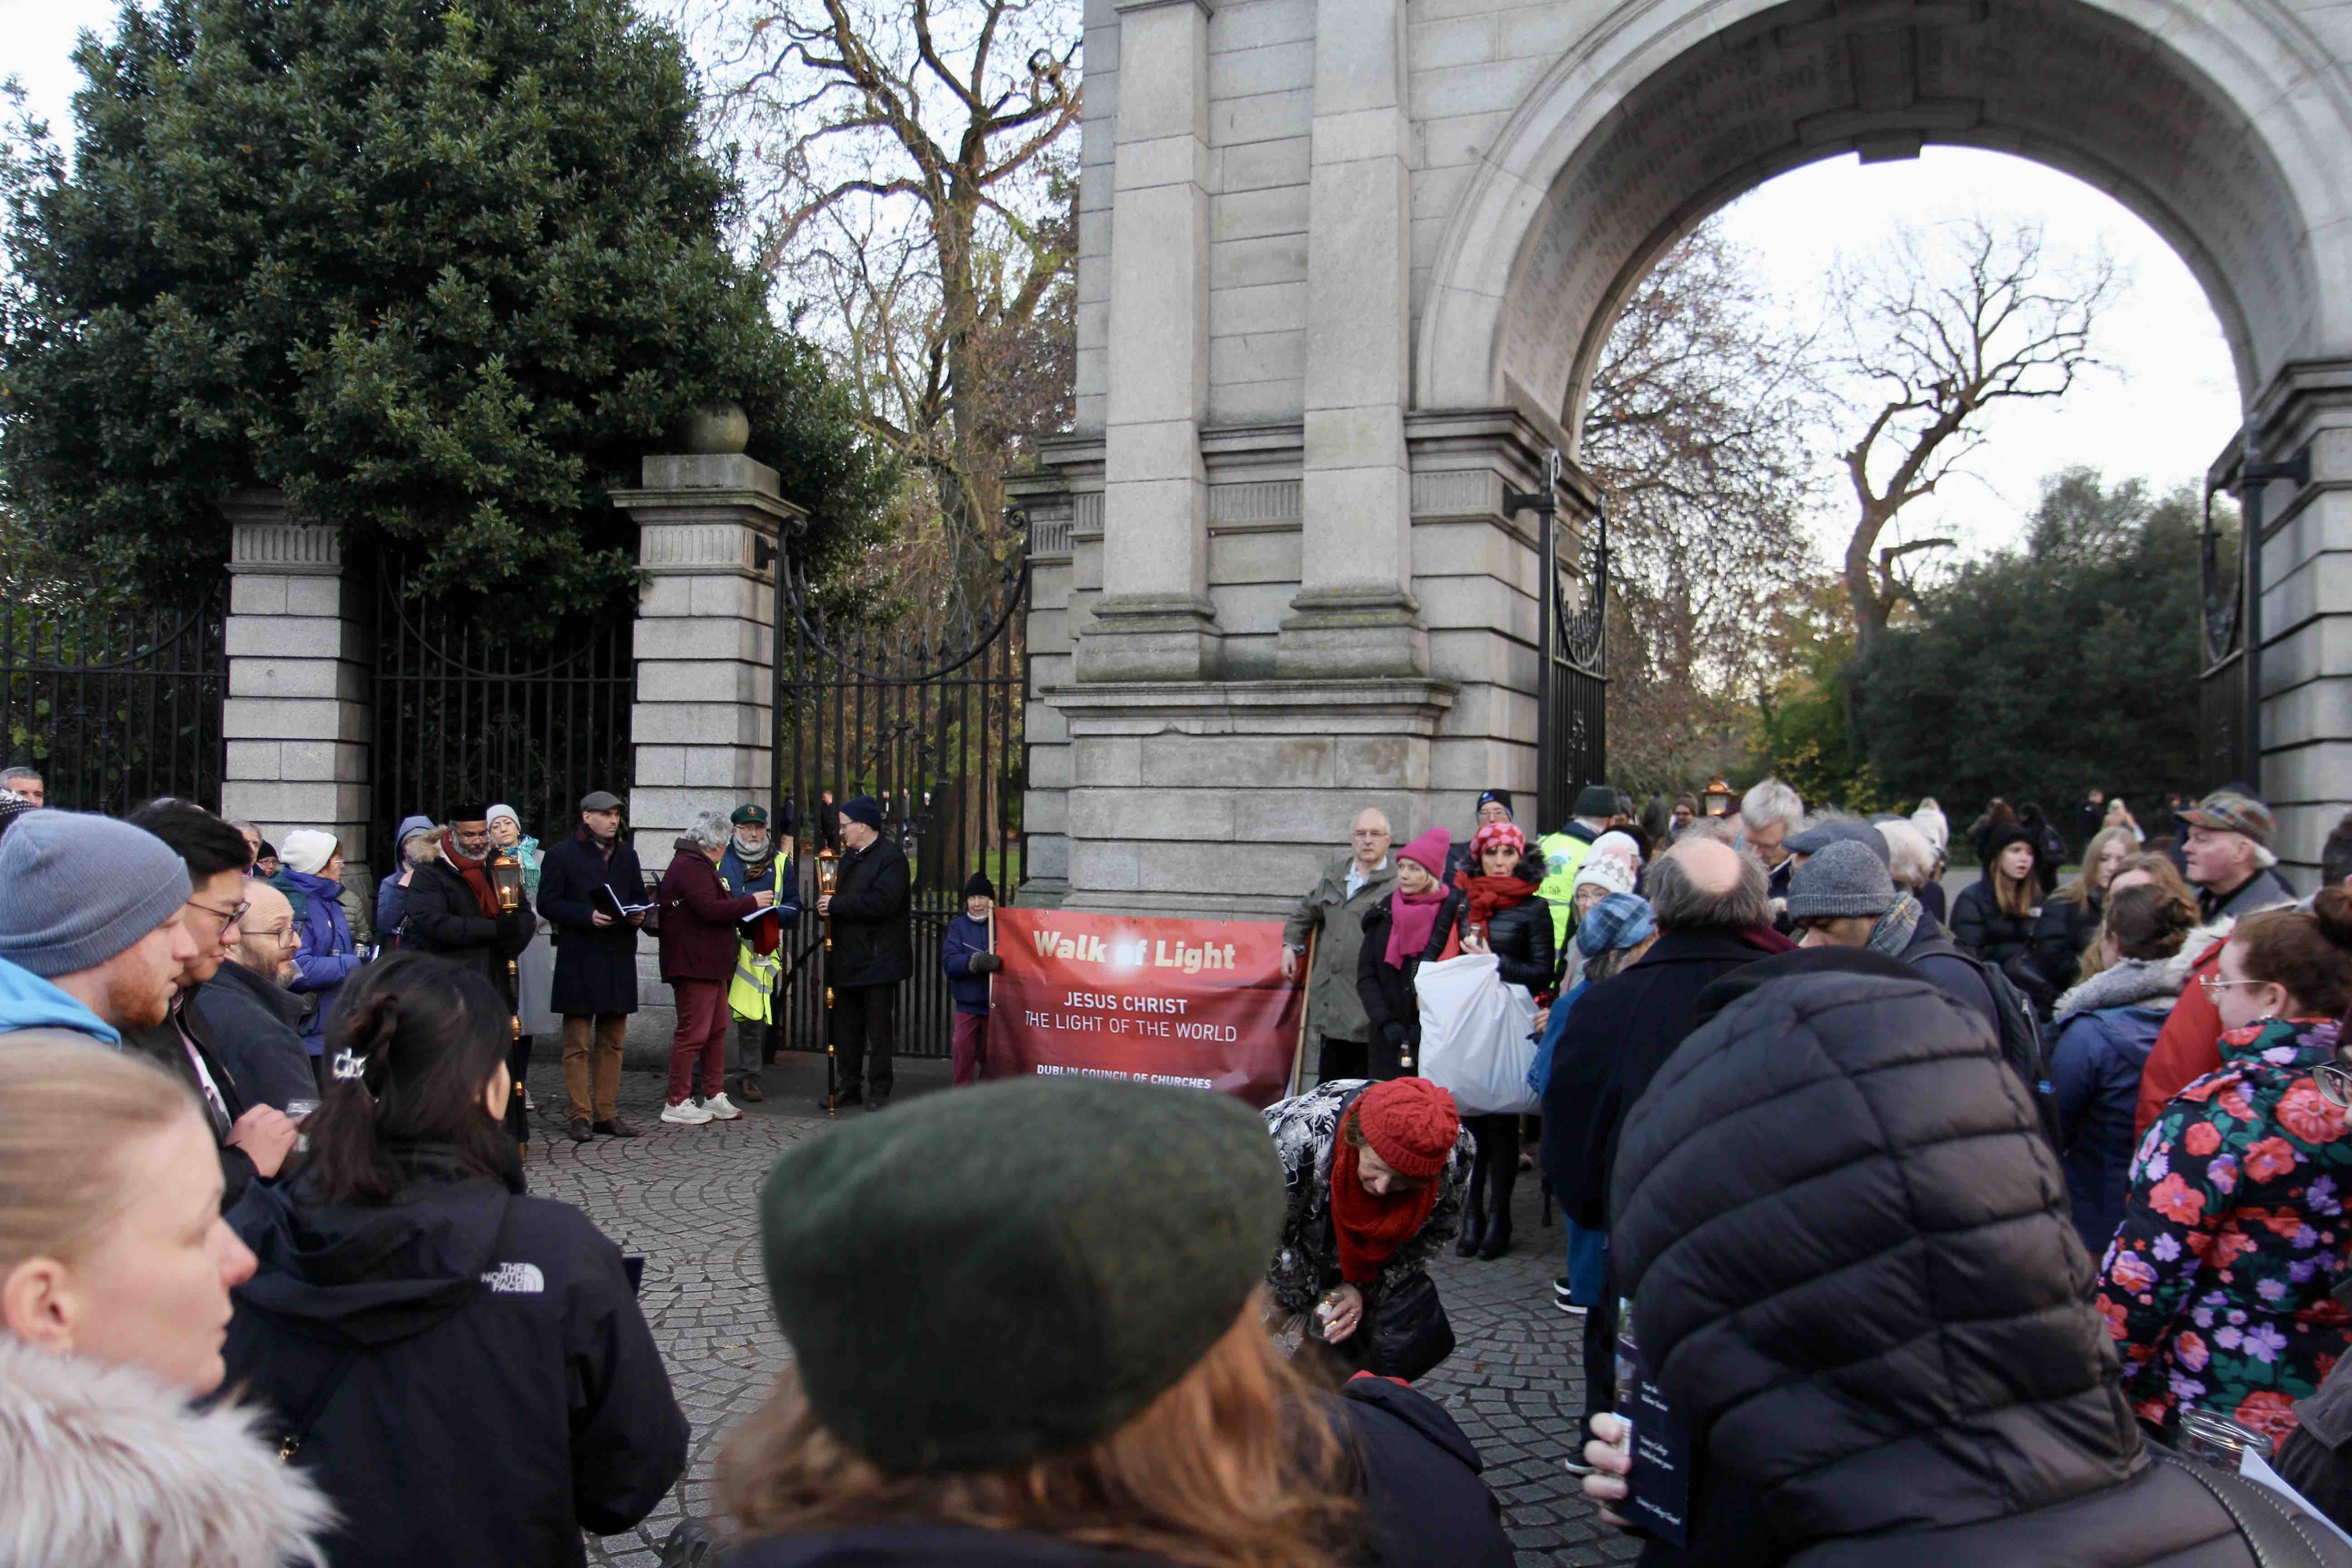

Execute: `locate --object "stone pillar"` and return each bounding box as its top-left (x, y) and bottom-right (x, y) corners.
top-left (1279, 0), bottom-right (1425, 680)
top-left (612, 451), bottom-right (804, 877)
top-left (2254, 362), bottom-right (2352, 887)
top-left (1079, 0), bottom-right (1220, 682)
top-left (219, 492), bottom-right (373, 888)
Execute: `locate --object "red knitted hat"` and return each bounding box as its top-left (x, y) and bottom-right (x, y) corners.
top-left (1354, 1078), bottom-right (1460, 1179)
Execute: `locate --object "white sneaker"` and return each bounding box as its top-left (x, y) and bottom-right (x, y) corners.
top-left (701, 1092), bottom-right (742, 1121)
top-left (660, 1099), bottom-right (713, 1126)
top-left (523, 1087), bottom-right (536, 1112)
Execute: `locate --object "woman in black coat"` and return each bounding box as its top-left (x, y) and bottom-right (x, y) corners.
top-left (1950, 820), bottom-right (2043, 993)
top-left (1582, 953), bottom-right (2352, 1568)
top-left (1355, 829), bottom-right (1461, 1081)
top-left (223, 956), bottom-right (687, 1568)
top-left (1425, 828), bottom-right (1555, 1261)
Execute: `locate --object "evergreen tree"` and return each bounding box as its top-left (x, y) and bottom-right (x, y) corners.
top-left (0, 0), bottom-right (892, 620)
top-left (1855, 467), bottom-right (2211, 819)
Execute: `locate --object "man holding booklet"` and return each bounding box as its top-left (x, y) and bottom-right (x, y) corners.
top-left (537, 788), bottom-right (652, 1143)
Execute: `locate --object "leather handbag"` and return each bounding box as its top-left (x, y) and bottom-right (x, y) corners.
top-left (1366, 1269), bottom-right (1456, 1382)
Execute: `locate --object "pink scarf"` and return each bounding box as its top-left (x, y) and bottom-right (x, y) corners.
top-left (1384, 884), bottom-right (1452, 969)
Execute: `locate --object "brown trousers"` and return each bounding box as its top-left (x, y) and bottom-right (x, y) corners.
top-left (562, 1013), bottom-right (627, 1122)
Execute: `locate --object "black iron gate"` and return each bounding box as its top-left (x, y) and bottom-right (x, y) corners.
top-left (369, 565), bottom-right (636, 872)
top-left (1536, 461), bottom-right (1610, 830)
top-left (771, 554), bottom-right (1029, 1062)
top-left (0, 554), bottom-right (226, 813)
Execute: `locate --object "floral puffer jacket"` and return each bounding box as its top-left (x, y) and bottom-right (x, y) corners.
top-left (1260, 1080), bottom-right (1472, 1322)
top-left (2095, 1016), bottom-right (2352, 1447)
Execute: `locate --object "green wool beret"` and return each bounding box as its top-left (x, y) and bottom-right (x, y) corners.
top-left (758, 1077), bottom-right (1285, 1475)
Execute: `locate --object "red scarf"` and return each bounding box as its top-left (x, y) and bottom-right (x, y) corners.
top-left (1329, 1106), bottom-right (1443, 1285)
top-left (1455, 870), bottom-right (1537, 931)
top-left (449, 848), bottom-right (501, 919)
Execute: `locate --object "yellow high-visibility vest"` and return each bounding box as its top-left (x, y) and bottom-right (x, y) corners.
top-left (728, 858), bottom-right (790, 1024)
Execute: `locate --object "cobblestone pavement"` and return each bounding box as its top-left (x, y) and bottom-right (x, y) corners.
top-left (521, 1056), bottom-right (1637, 1567)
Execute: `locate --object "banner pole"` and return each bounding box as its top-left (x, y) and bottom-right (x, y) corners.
top-left (1286, 930), bottom-right (1314, 1099)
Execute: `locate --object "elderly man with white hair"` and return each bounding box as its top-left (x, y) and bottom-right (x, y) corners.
top-left (1738, 777), bottom-right (1805, 906)
top-left (2180, 789), bottom-right (2298, 922)
top-left (1282, 807), bottom-right (1397, 1083)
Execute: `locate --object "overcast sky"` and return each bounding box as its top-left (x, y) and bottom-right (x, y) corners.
top-left (5, 2), bottom-right (2240, 561)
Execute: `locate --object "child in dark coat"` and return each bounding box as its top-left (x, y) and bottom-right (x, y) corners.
top-left (938, 873), bottom-right (1001, 1086)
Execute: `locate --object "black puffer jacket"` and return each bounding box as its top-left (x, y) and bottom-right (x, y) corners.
top-left (1608, 963), bottom-right (2352, 1568)
top-left (2034, 886), bottom-right (2103, 995)
top-left (1947, 874), bottom-right (2036, 971)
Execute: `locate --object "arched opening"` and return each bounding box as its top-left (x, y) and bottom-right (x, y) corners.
top-left (1416, 0), bottom-right (2345, 447)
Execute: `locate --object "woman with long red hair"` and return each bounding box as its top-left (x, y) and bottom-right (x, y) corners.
top-left (1422, 821), bottom-right (1556, 1258)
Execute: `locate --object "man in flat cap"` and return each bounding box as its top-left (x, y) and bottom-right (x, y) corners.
top-left (2180, 788), bottom-right (2298, 923)
top-left (537, 789), bottom-right (651, 1142)
top-left (717, 804), bottom-right (800, 1103)
top-left (818, 794), bottom-right (910, 1111)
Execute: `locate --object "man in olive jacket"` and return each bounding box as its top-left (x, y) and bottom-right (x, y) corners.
top-left (819, 794), bottom-right (911, 1110)
top-left (1281, 807), bottom-right (1396, 1083)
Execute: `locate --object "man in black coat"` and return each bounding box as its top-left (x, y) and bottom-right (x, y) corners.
top-left (535, 789), bottom-right (649, 1143)
top-left (402, 804), bottom-right (535, 1138)
top-left (192, 876), bottom-right (322, 1112)
top-left (1541, 836), bottom-right (1782, 1459)
top-left (818, 794), bottom-right (911, 1110)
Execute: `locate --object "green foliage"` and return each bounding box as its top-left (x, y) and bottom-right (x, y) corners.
top-left (0, 0), bottom-right (893, 623)
top-left (1747, 576), bottom-right (1885, 810)
top-left (1854, 467), bottom-right (2213, 818)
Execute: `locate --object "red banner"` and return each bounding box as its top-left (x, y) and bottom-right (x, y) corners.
top-left (989, 909), bottom-right (1305, 1107)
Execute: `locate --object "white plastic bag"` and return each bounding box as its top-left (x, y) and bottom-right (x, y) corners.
top-left (1414, 952), bottom-right (1540, 1116)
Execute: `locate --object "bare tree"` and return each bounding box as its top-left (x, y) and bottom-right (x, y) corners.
top-left (1582, 219), bottom-right (1826, 793)
top-left (684, 0), bottom-right (1080, 616)
top-left (1831, 217), bottom-right (2120, 654)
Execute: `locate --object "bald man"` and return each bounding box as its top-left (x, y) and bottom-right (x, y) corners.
top-left (191, 877), bottom-right (324, 1112)
top-left (1282, 807), bottom-right (1398, 1083)
top-left (1541, 834), bottom-right (1789, 1462)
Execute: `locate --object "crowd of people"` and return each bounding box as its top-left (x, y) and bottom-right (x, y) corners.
top-left (13, 755), bottom-right (2352, 1567)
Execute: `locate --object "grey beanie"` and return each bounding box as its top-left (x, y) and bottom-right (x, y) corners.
top-left (1784, 839), bottom-right (1897, 921)
top-left (0, 810), bottom-right (192, 977)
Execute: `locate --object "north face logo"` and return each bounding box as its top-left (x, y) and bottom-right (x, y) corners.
top-left (480, 1262), bottom-right (545, 1295)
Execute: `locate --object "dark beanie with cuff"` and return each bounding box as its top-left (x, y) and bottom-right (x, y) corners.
top-left (962, 871), bottom-right (995, 900)
top-left (757, 1076), bottom-right (1284, 1475)
top-left (0, 810), bottom-right (192, 978)
top-left (839, 794), bottom-right (884, 830)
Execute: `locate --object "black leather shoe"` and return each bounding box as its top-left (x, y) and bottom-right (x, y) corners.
top-left (866, 1085), bottom-right (892, 1112)
top-left (834, 1083), bottom-right (865, 1108)
top-left (568, 1117), bottom-right (593, 1144)
top-left (1454, 1211), bottom-right (1486, 1258)
top-left (1478, 1221), bottom-right (1512, 1261)
top-left (594, 1117), bottom-right (642, 1139)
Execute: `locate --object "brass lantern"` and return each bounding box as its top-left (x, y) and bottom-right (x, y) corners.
top-left (489, 849), bottom-right (525, 912)
top-left (1702, 775), bottom-right (1735, 818)
top-left (815, 847), bottom-right (841, 952)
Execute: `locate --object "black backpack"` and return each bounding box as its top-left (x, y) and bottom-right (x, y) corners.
top-left (1912, 934), bottom-right (2060, 1147)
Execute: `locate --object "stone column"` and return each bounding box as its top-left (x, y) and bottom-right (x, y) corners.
top-left (612, 450), bottom-right (804, 878)
top-left (219, 492), bottom-right (373, 887)
top-left (1078, 0), bottom-right (1220, 682)
top-left (1279, 0), bottom-right (1425, 679)
top-left (2254, 362), bottom-right (2352, 887)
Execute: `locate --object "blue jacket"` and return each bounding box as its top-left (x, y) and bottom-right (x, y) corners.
top-left (940, 913), bottom-right (993, 1015)
top-left (2049, 956), bottom-right (2182, 1256)
top-left (0, 954), bottom-right (120, 1044)
top-left (282, 866), bottom-right (361, 1048)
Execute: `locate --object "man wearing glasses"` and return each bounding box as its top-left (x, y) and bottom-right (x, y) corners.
top-left (192, 876), bottom-right (320, 1112)
top-left (123, 800), bottom-right (301, 1210)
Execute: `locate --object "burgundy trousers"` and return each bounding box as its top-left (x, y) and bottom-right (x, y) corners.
top-left (667, 979), bottom-right (728, 1103)
top-left (951, 1011), bottom-right (990, 1087)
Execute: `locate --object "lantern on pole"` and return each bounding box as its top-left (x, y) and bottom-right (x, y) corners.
top-left (1702, 775), bottom-right (1735, 818)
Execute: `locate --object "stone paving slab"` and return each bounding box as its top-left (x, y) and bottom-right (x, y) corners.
top-left (519, 1058), bottom-right (1636, 1566)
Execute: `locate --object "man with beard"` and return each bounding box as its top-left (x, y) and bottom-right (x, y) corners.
top-left (192, 876), bottom-right (320, 1112)
top-left (716, 804), bottom-right (799, 1103)
top-left (122, 799), bottom-right (302, 1209)
top-left (404, 801), bottom-right (537, 1145)
top-left (0, 809), bottom-right (202, 1048)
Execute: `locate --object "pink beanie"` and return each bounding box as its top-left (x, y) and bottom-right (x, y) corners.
top-left (1397, 828), bottom-right (1450, 877)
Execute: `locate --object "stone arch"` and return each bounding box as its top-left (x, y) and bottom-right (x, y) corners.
top-left (1415, 0), bottom-right (2352, 445)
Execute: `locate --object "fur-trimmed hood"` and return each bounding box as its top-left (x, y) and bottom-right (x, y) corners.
top-left (0, 1336), bottom-right (333, 1567)
top-left (2053, 915), bottom-right (2232, 1022)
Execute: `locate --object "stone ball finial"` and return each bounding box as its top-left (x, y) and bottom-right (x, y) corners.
top-left (679, 402), bottom-right (751, 455)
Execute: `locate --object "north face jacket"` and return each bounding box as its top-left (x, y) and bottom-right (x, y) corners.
top-left (223, 1145), bottom-right (687, 1568)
